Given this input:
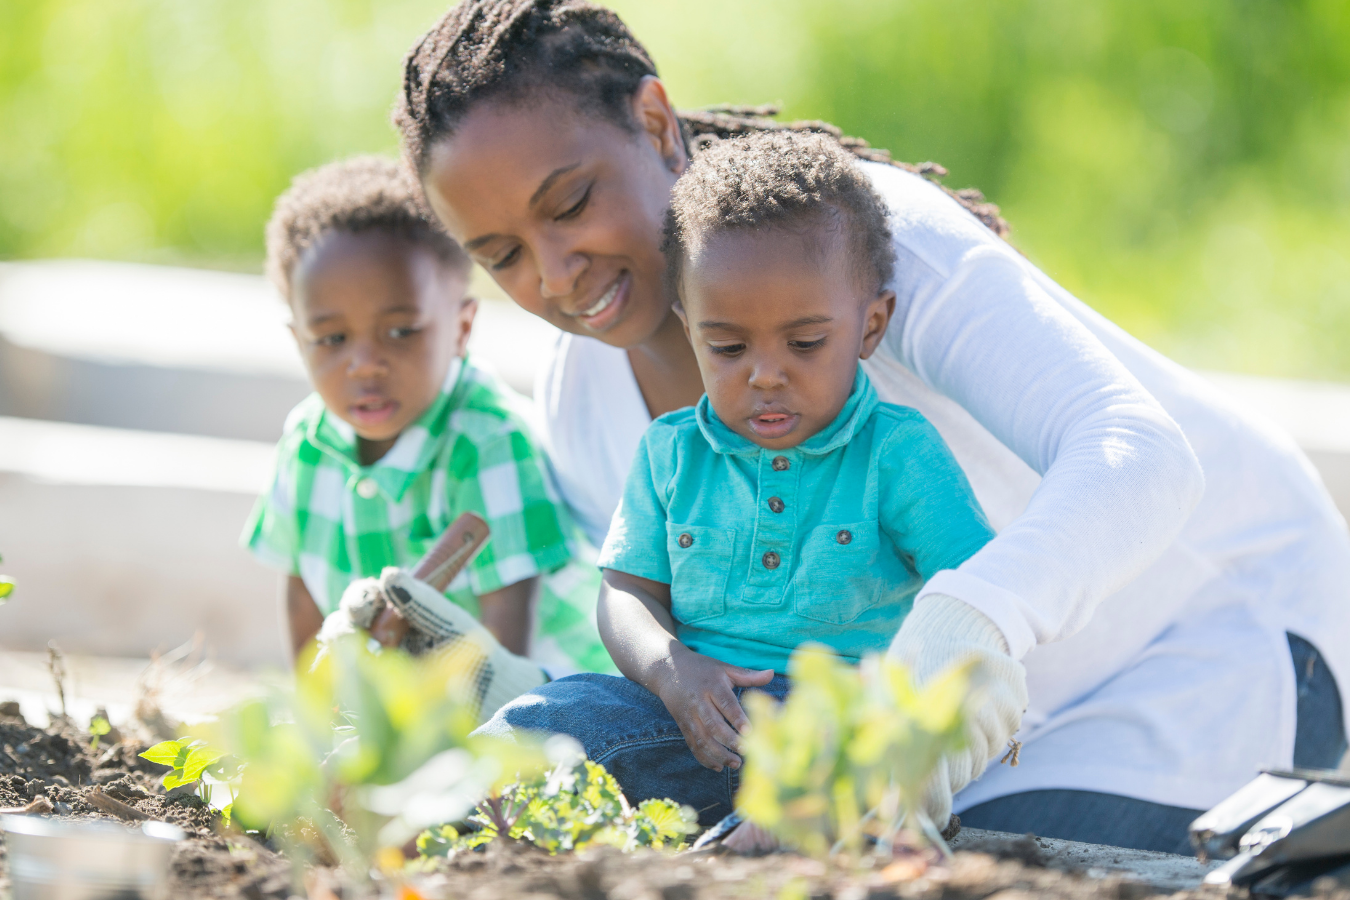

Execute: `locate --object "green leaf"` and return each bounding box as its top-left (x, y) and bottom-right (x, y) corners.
top-left (140, 740), bottom-right (188, 767)
top-left (0, 578), bottom-right (13, 601)
top-left (89, 717), bottom-right (111, 737)
top-left (181, 745), bottom-right (225, 783)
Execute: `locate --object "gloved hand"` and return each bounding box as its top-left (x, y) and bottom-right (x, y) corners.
top-left (887, 593), bottom-right (1028, 827)
top-left (319, 568), bottom-right (546, 724)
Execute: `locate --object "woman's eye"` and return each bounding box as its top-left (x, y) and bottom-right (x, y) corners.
top-left (556, 186), bottom-right (591, 221)
top-left (315, 333), bottom-right (345, 348)
top-left (789, 338), bottom-right (826, 352)
top-left (708, 343), bottom-right (746, 357)
top-left (491, 246), bottom-right (521, 271)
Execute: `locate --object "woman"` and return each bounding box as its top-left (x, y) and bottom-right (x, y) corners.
top-left (394, 0), bottom-right (1350, 852)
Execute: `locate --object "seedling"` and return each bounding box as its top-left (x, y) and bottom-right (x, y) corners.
top-left (89, 716), bottom-right (111, 751)
top-left (0, 552), bottom-right (13, 603)
top-left (418, 751), bottom-right (697, 857)
top-left (203, 633), bottom-right (545, 886)
top-left (736, 643), bottom-right (973, 858)
top-left (139, 736), bottom-right (241, 820)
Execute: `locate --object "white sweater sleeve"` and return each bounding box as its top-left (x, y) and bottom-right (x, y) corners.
top-left (877, 176), bottom-right (1205, 659)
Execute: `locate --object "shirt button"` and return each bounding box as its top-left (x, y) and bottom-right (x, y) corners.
top-left (767, 496), bottom-right (785, 514)
top-left (836, 530), bottom-right (852, 545)
top-left (772, 456), bottom-right (791, 472)
top-left (762, 550), bottom-right (781, 570)
top-left (356, 478), bottom-right (379, 499)
top-left (678, 532), bottom-right (694, 549)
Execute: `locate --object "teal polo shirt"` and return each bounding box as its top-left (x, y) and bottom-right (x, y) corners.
top-left (597, 369), bottom-right (996, 673)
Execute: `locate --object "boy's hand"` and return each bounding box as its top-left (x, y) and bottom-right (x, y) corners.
top-left (654, 646), bottom-right (774, 772)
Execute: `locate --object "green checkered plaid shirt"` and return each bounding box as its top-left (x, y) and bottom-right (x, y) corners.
top-left (243, 358), bottom-right (615, 676)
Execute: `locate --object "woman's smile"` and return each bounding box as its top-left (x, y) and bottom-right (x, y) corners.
top-left (571, 272), bottom-right (630, 332)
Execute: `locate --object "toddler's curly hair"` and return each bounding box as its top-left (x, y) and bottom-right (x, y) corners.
top-left (664, 130), bottom-right (896, 301)
top-left (265, 155), bottom-right (470, 301)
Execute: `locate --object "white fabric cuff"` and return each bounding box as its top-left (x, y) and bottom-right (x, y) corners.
top-left (919, 570), bottom-right (1037, 660)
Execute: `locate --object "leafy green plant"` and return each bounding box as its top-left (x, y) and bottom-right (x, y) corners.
top-left (88, 716), bottom-right (111, 751)
top-left (139, 736), bottom-right (242, 821)
top-left (201, 633), bottom-right (545, 884)
top-left (418, 752), bottom-right (698, 858)
top-left (736, 643), bottom-right (972, 858)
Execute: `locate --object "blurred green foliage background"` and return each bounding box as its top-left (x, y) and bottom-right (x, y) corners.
top-left (2, 0), bottom-right (1348, 378)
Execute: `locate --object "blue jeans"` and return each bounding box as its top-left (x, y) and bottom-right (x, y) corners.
top-left (477, 673), bottom-right (791, 826)
top-left (478, 634), bottom-right (1346, 848)
top-left (959, 633), bottom-right (1347, 854)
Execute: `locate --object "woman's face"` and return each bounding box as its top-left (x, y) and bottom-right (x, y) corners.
top-left (421, 79), bottom-right (687, 349)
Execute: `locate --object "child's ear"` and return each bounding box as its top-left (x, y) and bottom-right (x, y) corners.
top-left (858, 290), bottom-right (895, 361)
top-left (453, 295), bottom-right (479, 357)
top-left (671, 300), bottom-right (693, 342)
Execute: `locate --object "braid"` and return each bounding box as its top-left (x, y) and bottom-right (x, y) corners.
top-left (396, 1), bottom-right (1009, 241)
top-left (679, 106), bottom-right (1010, 240)
top-left (395, 0), bottom-right (658, 175)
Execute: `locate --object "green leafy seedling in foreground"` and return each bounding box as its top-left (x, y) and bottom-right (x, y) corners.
top-left (417, 753), bottom-right (697, 858)
top-left (736, 643), bottom-right (974, 858)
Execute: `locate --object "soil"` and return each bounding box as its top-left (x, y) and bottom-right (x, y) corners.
top-left (1, 708), bottom-right (1347, 900)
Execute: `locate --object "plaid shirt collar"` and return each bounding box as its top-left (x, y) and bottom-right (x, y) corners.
top-left (305, 358), bottom-right (465, 504)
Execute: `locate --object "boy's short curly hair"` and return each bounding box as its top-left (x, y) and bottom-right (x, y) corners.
top-left (265, 155), bottom-right (470, 301)
top-left (663, 130), bottom-right (896, 302)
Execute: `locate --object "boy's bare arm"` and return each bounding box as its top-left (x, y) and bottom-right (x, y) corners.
top-left (599, 569), bottom-right (772, 772)
top-left (475, 576), bottom-right (536, 657)
top-left (284, 575), bottom-right (325, 661)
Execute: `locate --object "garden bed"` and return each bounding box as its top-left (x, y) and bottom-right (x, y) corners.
top-left (0, 707), bottom-right (1335, 900)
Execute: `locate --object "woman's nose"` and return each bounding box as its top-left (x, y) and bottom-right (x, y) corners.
top-left (536, 237), bottom-right (587, 301)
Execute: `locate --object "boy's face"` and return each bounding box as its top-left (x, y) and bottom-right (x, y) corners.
top-left (289, 231), bottom-right (475, 462)
top-left (675, 226), bottom-right (894, 451)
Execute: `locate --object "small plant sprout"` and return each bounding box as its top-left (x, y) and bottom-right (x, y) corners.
top-left (139, 737), bottom-right (239, 816)
top-left (0, 552), bottom-right (13, 603)
top-left (418, 738), bottom-right (698, 857)
top-left (736, 643), bottom-right (974, 859)
top-left (89, 716), bottom-right (112, 751)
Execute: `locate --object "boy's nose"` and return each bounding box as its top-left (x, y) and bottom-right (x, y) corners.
top-left (747, 358), bottom-right (788, 390)
top-left (347, 341), bottom-right (389, 377)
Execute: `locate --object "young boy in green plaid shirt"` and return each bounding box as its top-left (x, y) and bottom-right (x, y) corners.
top-left (244, 156), bottom-right (615, 695)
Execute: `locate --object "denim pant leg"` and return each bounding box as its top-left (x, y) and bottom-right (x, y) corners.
top-left (959, 633), bottom-right (1346, 853)
top-left (474, 673), bottom-right (790, 826)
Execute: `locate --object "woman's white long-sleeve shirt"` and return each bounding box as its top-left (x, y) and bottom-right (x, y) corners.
top-left (535, 161), bottom-right (1350, 811)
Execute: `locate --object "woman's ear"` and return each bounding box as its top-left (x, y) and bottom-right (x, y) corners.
top-left (632, 76), bottom-right (688, 175)
top-left (858, 290), bottom-right (896, 360)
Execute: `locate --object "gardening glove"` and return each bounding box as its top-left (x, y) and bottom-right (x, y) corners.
top-left (378, 568), bottom-right (547, 724)
top-left (887, 593), bottom-right (1028, 827)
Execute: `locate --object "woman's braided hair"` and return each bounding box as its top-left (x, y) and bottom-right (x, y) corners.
top-left (395, 0), bottom-right (1009, 240)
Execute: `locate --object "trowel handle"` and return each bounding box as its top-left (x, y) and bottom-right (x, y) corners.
top-left (368, 511), bottom-right (491, 648)
top-left (411, 511), bottom-right (491, 591)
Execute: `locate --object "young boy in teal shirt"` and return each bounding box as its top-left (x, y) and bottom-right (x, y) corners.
top-left (478, 131), bottom-right (994, 824)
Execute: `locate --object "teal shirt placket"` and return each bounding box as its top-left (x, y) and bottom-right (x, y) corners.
top-left (744, 448), bottom-right (801, 599)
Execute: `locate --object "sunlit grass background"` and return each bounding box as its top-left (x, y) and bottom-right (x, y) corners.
top-left (2, 0), bottom-right (1348, 378)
